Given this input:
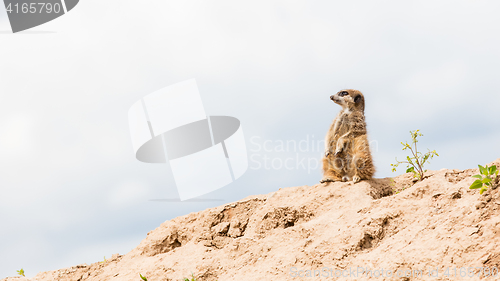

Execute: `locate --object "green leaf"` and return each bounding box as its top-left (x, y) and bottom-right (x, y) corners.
top-left (479, 165), bottom-right (487, 175)
top-left (422, 154), bottom-right (430, 164)
top-left (469, 180), bottom-right (483, 189)
top-left (482, 177), bottom-right (492, 184)
top-left (140, 274), bottom-right (147, 281)
top-left (489, 165), bottom-right (497, 175)
top-left (406, 167), bottom-right (415, 173)
top-left (480, 187), bottom-right (488, 194)
top-left (472, 175), bottom-right (483, 179)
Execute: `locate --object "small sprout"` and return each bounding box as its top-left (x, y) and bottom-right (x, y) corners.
top-left (17, 268), bottom-right (25, 277)
top-left (470, 165), bottom-right (498, 195)
top-left (391, 130), bottom-right (439, 181)
top-left (100, 256), bottom-right (107, 264)
top-left (389, 178), bottom-right (396, 186)
top-left (140, 273), bottom-right (148, 281)
top-left (390, 178), bottom-right (409, 194)
top-left (183, 273), bottom-right (197, 281)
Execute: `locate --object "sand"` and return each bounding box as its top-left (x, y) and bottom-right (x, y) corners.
top-left (3, 159), bottom-right (500, 281)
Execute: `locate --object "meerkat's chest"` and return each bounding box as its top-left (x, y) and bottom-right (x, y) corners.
top-left (334, 112), bottom-right (351, 135)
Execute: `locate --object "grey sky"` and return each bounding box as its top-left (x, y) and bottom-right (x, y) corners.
top-left (1, 0), bottom-right (500, 278)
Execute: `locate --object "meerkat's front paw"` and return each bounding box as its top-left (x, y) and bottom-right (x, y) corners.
top-left (320, 177), bottom-right (336, 183)
top-left (334, 146), bottom-right (343, 156)
top-left (353, 175), bottom-right (361, 183)
top-left (335, 138), bottom-right (345, 155)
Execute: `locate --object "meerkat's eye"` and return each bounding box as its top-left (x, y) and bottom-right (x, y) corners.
top-left (339, 91), bottom-right (348, 97)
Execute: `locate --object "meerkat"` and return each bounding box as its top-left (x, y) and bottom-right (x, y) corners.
top-left (320, 89), bottom-right (375, 184)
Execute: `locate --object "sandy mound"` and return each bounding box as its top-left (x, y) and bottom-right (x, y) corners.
top-left (3, 159), bottom-right (500, 281)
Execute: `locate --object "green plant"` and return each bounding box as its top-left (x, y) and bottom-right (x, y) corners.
top-left (100, 256), bottom-right (107, 264)
top-left (390, 178), bottom-right (410, 194)
top-left (391, 130), bottom-right (439, 181)
top-left (140, 273), bottom-right (148, 281)
top-left (17, 268), bottom-right (25, 277)
top-left (183, 273), bottom-right (197, 281)
top-left (390, 178), bottom-right (398, 194)
top-left (390, 178), bottom-right (396, 187)
top-left (470, 165), bottom-right (498, 194)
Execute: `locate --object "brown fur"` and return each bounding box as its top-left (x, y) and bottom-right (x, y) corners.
top-left (320, 89), bottom-right (375, 183)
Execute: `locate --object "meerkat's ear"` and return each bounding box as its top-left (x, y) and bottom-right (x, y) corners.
top-left (354, 95), bottom-right (362, 104)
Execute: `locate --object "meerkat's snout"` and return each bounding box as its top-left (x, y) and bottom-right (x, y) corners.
top-left (330, 92), bottom-right (344, 106)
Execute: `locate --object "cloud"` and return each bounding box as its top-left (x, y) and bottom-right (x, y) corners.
top-left (108, 181), bottom-right (150, 210)
top-left (0, 112), bottom-right (36, 156)
top-left (0, 4), bottom-right (6, 21)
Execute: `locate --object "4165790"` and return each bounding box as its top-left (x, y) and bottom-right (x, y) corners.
top-left (442, 267), bottom-right (498, 278)
top-left (6, 2), bottom-right (63, 14)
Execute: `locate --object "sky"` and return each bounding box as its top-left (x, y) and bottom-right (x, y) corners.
top-left (1, 0), bottom-right (500, 278)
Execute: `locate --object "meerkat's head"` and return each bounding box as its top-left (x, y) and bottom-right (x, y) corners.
top-left (330, 89), bottom-right (365, 112)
